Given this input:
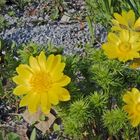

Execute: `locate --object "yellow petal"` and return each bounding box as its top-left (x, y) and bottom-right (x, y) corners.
top-left (29, 56), bottom-right (40, 72)
top-left (123, 88), bottom-right (140, 104)
top-left (49, 87), bottom-right (70, 102)
top-left (20, 93), bottom-right (31, 107)
top-left (102, 43), bottom-right (118, 59)
top-left (132, 42), bottom-right (140, 52)
top-left (48, 88), bottom-right (59, 105)
top-left (131, 117), bottom-right (139, 127)
top-left (50, 55), bottom-right (61, 73)
top-left (52, 55), bottom-right (61, 68)
top-left (123, 88), bottom-right (140, 127)
top-left (51, 63), bottom-right (66, 80)
top-left (58, 63), bottom-right (65, 72)
top-left (13, 75), bottom-right (31, 85)
top-left (54, 75), bottom-right (71, 86)
top-left (13, 85), bottom-right (30, 95)
top-left (58, 88), bottom-right (70, 101)
top-left (46, 54), bottom-right (65, 74)
top-left (13, 76), bottom-right (24, 85)
top-left (51, 57), bottom-right (65, 75)
top-left (127, 10), bottom-right (135, 27)
top-left (53, 73), bottom-right (64, 82)
top-left (111, 26), bottom-right (122, 31)
top-left (134, 17), bottom-right (140, 31)
top-left (14, 65), bottom-right (32, 85)
top-left (107, 32), bottom-right (120, 44)
top-left (46, 54), bottom-right (54, 72)
top-left (128, 51), bottom-right (140, 59)
top-left (114, 13), bottom-right (127, 26)
top-left (117, 51), bottom-right (140, 62)
top-left (129, 32), bottom-right (140, 43)
top-left (132, 88), bottom-right (139, 94)
top-left (41, 92), bottom-right (51, 114)
top-left (16, 64), bottom-right (32, 75)
top-left (119, 30), bottom-right (129, 42)
top-left (123, 92), bottom-right (132, 103)
top-left (28, 92), bottom-right (40, 113)
top-left (38, 51), bottom-right (47, 71)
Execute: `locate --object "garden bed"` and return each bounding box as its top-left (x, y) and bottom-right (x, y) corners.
top-left (1, 0), bottom-right (140, 140)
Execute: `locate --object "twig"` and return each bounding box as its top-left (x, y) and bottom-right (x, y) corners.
top-left (8, 113), bottom-right (23, 116)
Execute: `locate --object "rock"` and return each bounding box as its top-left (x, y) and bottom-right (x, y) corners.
top-left (60, 14), bottom-right (70, 23)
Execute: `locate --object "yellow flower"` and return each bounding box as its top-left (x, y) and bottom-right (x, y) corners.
top-left (102, 30), bottom-right (140, 62)
top-left (13, 51), bottom-right (71, 114)
top-left (123, 88), bottom-right (140, 127)
top-left (130, 58), bottom-right (140, 69)
top-left (111, 10), bottom-right (140, 31)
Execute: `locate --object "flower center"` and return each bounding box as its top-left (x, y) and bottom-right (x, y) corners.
top-left (136, 102), bottom-right (140, 112)
top-left (119, 42), bottom-right (131, 52)
top-left (30, 72), bottom-right (52, 93)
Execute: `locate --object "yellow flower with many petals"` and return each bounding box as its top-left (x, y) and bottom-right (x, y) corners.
top-left (102, 30), bottom-right (140, 62)
top-left (123, 88), bottom-right (140, 127)
top-left (112, 10), bottom-right (140, 31)
top-left (13, 51), bottom-right (71, 114)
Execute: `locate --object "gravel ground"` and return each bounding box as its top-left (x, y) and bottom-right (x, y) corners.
top-left (0, 21), bottom-right (107, 55)
top-left (0, 0), bottom-right (107, 55)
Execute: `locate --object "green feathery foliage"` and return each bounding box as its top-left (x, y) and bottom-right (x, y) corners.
top-left (60, 99), bottom-right (89, 139)
top-left (103, 108), bottom-right (127, 135)
top-left (88, 92), bottom-right (108, 114)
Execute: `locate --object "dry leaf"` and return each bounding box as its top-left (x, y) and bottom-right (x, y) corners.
top-left (22, 109), bottom-right (55, 134)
